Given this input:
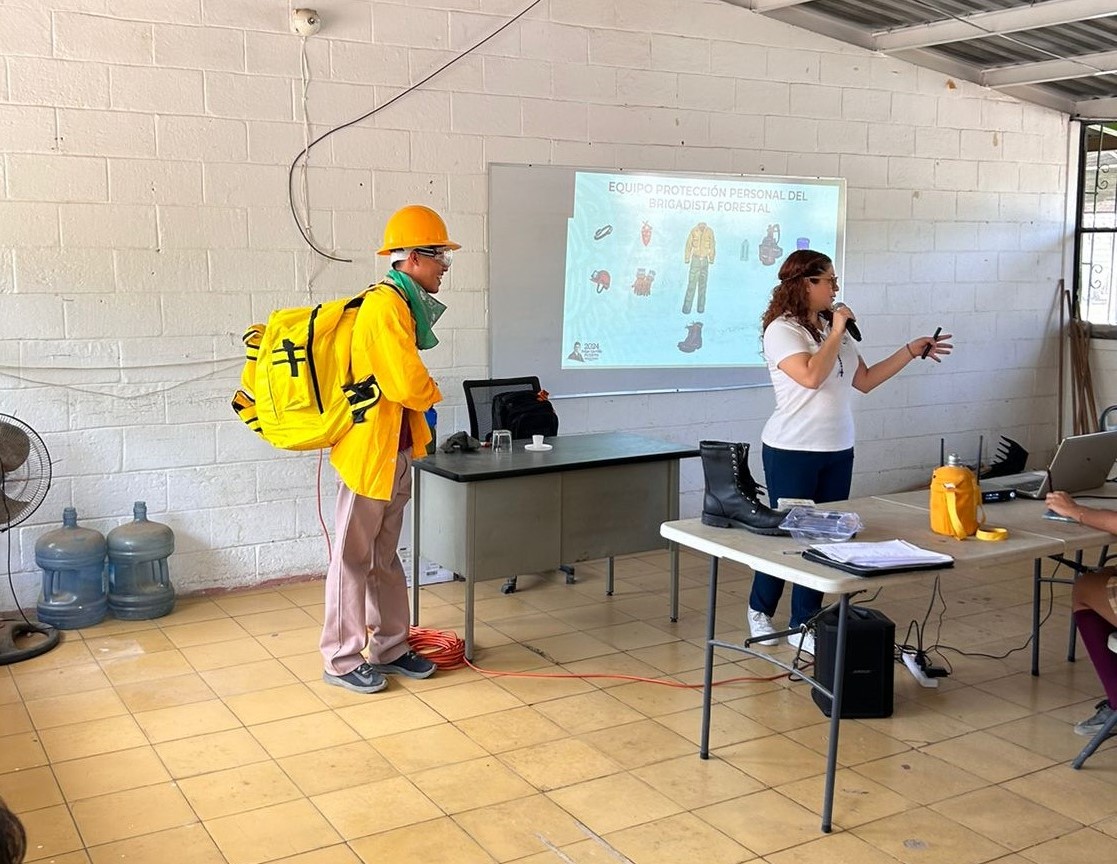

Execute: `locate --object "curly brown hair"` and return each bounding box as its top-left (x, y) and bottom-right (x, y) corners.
top-left (760, 249), bottom-right (834, 344)
top-left (0, 796), bottom-right (25, 864)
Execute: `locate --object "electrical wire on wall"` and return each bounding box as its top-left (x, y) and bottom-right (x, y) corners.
top-left (0, 358), bottom-right (242, 399)
top-left (287, 0), bottom-right (546, 263)
top-left (296, 32), bottom-right (319, 298)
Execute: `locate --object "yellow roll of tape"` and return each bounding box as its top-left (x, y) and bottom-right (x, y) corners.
top-left (976, 527), bottom-right (1008, 542)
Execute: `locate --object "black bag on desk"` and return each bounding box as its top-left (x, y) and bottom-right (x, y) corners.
top-left (491, 390), bottom-right (559, 440)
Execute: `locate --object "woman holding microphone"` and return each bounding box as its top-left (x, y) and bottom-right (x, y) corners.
top-left (748, 250), bottom-right (951, 654)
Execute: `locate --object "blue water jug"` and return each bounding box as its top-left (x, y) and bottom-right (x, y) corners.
top-left (107, 501), bottom-right (175, 620)
top-left (35, 508), bottom-right (108, 629)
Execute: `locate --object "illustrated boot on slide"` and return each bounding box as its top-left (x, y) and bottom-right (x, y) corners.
top-left (677, 322), bottom-right (703, 353)
top-left (700, 441), bottom-right (787, 535)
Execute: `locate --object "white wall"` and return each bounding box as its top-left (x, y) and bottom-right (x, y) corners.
top-left (0, 0), bottom-right (1069, 607)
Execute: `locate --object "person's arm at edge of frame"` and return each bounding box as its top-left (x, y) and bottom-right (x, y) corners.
top-left (852, 331), bottom-right (953, 393)
top-left (1046, 490), bottom-right (1117, 532)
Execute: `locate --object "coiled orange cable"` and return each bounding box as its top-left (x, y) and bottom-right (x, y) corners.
top-left (408, 625), bottom-right (809, 685)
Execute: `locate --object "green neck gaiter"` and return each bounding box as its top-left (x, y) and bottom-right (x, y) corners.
top-left (383, 269), bottom-right (447, 350)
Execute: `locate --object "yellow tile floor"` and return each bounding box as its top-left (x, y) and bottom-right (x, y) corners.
top-left (2, 548), bottom-right (1116, 863)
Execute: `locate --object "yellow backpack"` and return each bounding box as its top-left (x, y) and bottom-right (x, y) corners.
top-left (231, 288), bottom-right (383, 451)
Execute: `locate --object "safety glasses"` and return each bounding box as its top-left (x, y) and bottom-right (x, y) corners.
top-left (415, 247), bottom-right (453, 268)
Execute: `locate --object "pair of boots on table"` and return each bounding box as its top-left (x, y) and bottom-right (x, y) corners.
top-left (698, 441), bottom-right (815, 654)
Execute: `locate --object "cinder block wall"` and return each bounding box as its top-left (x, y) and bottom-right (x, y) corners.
top-left (0, 0), bottom-right (1069, 605)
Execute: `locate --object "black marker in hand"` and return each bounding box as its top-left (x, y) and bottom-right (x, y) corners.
top-left (922, 327), bottom-right (942, 359)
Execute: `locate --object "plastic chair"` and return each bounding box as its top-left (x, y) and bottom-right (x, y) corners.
top-left (462, 377), bottom-right (578, 595)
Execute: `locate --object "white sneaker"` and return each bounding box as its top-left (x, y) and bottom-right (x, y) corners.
top-left (747, 607), bottom-right (779, 646)
top-left (787, 630), bottom-right (815, 656)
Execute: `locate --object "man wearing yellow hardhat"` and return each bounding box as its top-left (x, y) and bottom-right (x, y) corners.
top-left (320, 204), bottom-right (459, 694)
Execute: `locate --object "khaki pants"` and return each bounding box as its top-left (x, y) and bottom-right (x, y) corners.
top-left (320, 451), bottom-right (412, 675)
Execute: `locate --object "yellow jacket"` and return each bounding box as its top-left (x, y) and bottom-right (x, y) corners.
top-left (329, 285), bottom-right (441, 500)
top-left (684, 222), bottom-right (716, 263)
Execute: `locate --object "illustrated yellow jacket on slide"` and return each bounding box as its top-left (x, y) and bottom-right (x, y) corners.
top-left (684, 222), bottom-right (716, 263)
top-left (330, 285), bottom-right (442, 500)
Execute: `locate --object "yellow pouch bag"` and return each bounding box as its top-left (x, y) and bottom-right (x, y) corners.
top-left (929, 456), bottom-right (982, 539)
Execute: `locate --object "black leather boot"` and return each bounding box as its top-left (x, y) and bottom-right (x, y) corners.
top-left (699, 440), bottom-right (788, 535)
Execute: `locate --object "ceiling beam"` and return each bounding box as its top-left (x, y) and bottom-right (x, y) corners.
top-left (874, 0), bottom-right (1117, 52)
top-left (740, 0), bottom-right (816, 10)
top-left (888, 47), bottom-right (1076, 112)
top-left (761, 6), bottom-right (876, 50)
top-left (1074, 95), bottom-right (1117, 117)
top-left (983, 49), bottom-right (1117, 86)
top-left (717, 0), bottom-right (815, 10)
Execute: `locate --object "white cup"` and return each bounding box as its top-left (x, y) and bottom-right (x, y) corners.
top-left (532, 434), bottom-right (545, 448)
top-left (491, 429), bottom-right (512, 454)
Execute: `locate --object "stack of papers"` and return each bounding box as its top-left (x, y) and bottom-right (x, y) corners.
top-left (809, 540), bottom-right (954, 569)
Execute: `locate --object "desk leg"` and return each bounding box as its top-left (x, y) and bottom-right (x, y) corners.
top-left (606, 557), bottom-right (615, 596)
top-left (1067, 550), bottom-right (1083, 663)
top-left (820, 593), bottom-right (849, 834)
top-left (669, 541), bottom-right (679, 623)
top-left (700, 555), bottom-right (719, 759)
top-left (1031, 557), bottom-right (1041, 676)
top-left (411, 465), bottom-right (421, 628)
top-left (465, 574), bottom-right (475, 662)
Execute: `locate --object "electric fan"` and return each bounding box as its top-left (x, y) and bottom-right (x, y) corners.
top-left (0, 414), bottom-right (58, 664)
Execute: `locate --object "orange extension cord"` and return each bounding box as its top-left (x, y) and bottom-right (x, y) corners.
top-left (319, 459), bottom-right (807, 688)
top-left (408, 625), bottom-right (810, 687)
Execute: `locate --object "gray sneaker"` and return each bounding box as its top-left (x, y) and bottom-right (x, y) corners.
top-left (370, 650), bottom-right (436, 679)
top-left (1073, 699), bottom-right (1117, 737)
top-left (323, 661), bottom-right (388, 694)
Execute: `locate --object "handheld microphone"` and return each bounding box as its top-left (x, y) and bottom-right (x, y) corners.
top-left (832, 303), bottom-right (861, 342)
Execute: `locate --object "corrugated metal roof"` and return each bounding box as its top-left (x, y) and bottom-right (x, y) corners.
top-left (725, 0), bottom-right (1117, 117)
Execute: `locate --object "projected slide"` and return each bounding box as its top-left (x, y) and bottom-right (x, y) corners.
top-left (561, 171), bottom-right (845, 370)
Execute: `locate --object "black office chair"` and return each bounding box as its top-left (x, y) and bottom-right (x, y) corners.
top-left (463, 376), bottom-right (541, 446)
top-left (462, 377), bottom-right (578, 595)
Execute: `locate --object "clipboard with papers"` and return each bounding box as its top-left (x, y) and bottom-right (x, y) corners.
top-left (802, 539), bottom-right (954, 576)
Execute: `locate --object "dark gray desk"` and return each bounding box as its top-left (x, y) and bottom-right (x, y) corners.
top-left (411, 432), bottom-right (699, 659)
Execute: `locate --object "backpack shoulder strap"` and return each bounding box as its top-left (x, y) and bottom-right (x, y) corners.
top-left (370, 279), bottom-right (408, 304)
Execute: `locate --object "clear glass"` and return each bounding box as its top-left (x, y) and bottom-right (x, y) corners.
top-left (491, 429), bottom-right (512, 453)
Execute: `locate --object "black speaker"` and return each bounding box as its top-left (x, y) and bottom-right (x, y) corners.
top-left (810, 605), bottom-right (895, 718)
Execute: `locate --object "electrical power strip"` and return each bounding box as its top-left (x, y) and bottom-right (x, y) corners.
top-left (902, 650), bottom-right (938, 688)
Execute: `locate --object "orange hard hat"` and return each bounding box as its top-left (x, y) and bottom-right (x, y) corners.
top-left (377, 205), bottom-right (461, 255)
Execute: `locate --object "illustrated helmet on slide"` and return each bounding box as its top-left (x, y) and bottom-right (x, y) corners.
top-left (377, 205), bottom-right (461, 255)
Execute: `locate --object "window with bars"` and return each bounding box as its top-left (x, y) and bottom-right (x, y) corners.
top-left (1076, 122), bottom-right (1117, 325)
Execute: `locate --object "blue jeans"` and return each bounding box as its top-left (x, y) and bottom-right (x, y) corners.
top-left (748, 444), bottom-right (854, 627)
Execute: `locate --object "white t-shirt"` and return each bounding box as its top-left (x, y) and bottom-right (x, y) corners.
top-left (761, 315), bottom-right (861, 452)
